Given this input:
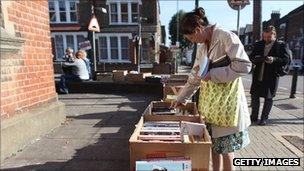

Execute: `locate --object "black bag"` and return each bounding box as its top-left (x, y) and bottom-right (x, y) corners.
top-left (276, 42), bottom-right (291, 76)
top-left (209, 55), bottom-right (231, 69)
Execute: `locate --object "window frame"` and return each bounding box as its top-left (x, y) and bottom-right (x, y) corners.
top-left (51, 32), bottom-right (88, 60)
top-left (107, 0), bottom-right (141, 25)
top-left (96, 33), bottom-right (132, 63)
top-left (69, 1), bottom-right (78, 22)
top-left (109, 3), bottom-right (118, 23)
top-left (49, 0), bottom-right (79, 24)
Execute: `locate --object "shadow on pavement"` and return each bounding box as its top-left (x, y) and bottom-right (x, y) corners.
top-left (1, 94), bottom-right (158, 171)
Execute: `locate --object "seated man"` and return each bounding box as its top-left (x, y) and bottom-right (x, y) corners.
top-left (63, 47), bottom-right (75, 63)
top-left (59, 51), bottom-right (90, 94)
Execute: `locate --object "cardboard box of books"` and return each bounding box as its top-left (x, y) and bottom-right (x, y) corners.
top-left (112, 70), bottom-right (128, 82)
top-left (96, 72), bottom-right (113, 82)
top-left (126, 71), bottom-right (152, 82)
top-left (143, 101), bottom-right (199, 117)
top-left (129, 115), bottom-right (211, 171)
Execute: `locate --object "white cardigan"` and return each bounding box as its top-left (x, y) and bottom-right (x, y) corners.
top-left (176, 26), bottom-right (252, 138)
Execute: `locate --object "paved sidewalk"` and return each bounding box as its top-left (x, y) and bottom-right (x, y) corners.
top-left (235, 91), bottom-right (303, 171)
top-left (1, 83), bottom-right (303, 170)
top-left (1, 93), bottom-right (159, 171)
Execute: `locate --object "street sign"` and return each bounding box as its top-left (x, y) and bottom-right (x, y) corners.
top-left (228, 0), bottom-right (250, 10)
top-left (227, 0), bottom-right (250, 36)
top-left (79, 40), bottom-right (92, 50)
top-left (88, 15), bottom-right (100, 32)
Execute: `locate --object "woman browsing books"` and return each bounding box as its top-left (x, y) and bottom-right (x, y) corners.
top-left (170, 8), bottom-right (252, 171)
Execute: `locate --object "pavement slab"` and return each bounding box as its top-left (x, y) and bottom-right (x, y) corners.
top-left (1, 82), bottom-right (303, 171)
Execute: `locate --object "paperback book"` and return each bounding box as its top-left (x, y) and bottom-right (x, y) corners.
top-left (136, 157), bottom-right (191, 171)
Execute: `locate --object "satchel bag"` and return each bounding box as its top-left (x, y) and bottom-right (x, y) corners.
top-left (198, 78), bottom-right (241, 127)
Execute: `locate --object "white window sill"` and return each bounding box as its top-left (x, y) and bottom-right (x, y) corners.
top-left (139, 64), bottom-right (153, 68)
top-left (109, 23), bottom-right (138, 25)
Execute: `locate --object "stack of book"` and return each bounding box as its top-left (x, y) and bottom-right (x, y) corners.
top-left (136, 157), bottom-right (191, 171)
top-left (138, 121), bottom-right (207, 143)
top-left (151, 107), bottom-right (177, 115)
top-left (151, 107), bottom-right (192, 115)
top-left (138, 121), bottom-right (181, 142)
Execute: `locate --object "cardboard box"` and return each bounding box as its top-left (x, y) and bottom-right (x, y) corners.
top-left (143, 101), bottom-right (199, 116)
top-left (96, 72), bottom-right (113, 82)
top-left (167, 74), bottom-right (188, 85)
top-left (169, 74), bottom-right (189, 80)
top-left (126, 72), bottom-right (152, 82)
top-left (129, 115), bottom-right (211, 171)
top-left (112, 70), bottom-right (128, 82)
top-left (163, 85), bottom-right (184, 101)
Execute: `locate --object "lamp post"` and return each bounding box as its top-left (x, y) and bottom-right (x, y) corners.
top-left (88, 5), bottom-right (107, 77)
top-left (135, 16), bottom-right (147, 73)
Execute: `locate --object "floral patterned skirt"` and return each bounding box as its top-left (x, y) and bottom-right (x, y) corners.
top-left (207, 124), bottom-right (250, 154)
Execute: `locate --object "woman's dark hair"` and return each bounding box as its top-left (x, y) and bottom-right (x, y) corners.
top-left (180, 7), bottom-right (209, 35)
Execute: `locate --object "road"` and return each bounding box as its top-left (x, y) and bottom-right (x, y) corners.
top-left (178, 65), bottom-right (304, 94)
top-left (242, 74), bottom-right (303, 94)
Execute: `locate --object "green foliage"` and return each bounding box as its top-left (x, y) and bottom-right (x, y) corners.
top-left (168, 10), bottom-right (192, 49)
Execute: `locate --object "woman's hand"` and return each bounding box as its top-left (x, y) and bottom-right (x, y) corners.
top-left (265, 56), bottom-right (274, 64)
top-left (203, 72), bottom-right (211, 81)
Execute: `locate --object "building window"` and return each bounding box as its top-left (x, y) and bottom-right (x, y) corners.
top-left (99, 37), bottom-right (108, 60)
top-left (51, 32), bottom-right (88, 60)
top-left (121, 37), bottom-right (129, 60)
top-left (54, 35), bottom-right (64, 59)
top-left (97, 34), bottom-right (132, 63)
top-left (59, 0), bottom-right (67, 22)
top-left (48, 0), bottom-right (79, 23)
top-left (110, 3), bottom-right (118, 23)
top-left (49, 1), bottom-right (56, 22)
top-left (110, 37), bottom-right (119, 60)
top-left (131, 3), bottom-right (138, 23)
top-left (120, 3), bottom-right (128, 23)
top-left (69, 1), bottom-right (77, 22)
top-left (108, 0), bottom-right (140, 25)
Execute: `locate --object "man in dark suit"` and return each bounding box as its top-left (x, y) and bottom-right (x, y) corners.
top-left (249, 25), bottom-right (290, 125)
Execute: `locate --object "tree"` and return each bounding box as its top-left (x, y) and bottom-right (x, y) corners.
top-left (168, 10), bottom-right (191, 49)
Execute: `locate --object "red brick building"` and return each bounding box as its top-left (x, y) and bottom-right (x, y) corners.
top-left (0, 0), bottom-right (65, 160)
top-left (50, 0), bottom-right (162, 72)
top-left (262, 5), bottom-right (304, 66)
top-left (242, 5), bottom-right (304, 67)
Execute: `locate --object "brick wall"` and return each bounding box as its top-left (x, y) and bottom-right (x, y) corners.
top-left (287, 11), bottom-right (303, 42)
top-left (1, 0), bottom-right (57, 120)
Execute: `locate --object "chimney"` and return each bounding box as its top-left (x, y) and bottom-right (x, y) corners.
top-left (271, 11), bottom-right (280, 20)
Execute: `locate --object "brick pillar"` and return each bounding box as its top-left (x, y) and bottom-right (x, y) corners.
top-left (1, 0), bottom-right (65, 161)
